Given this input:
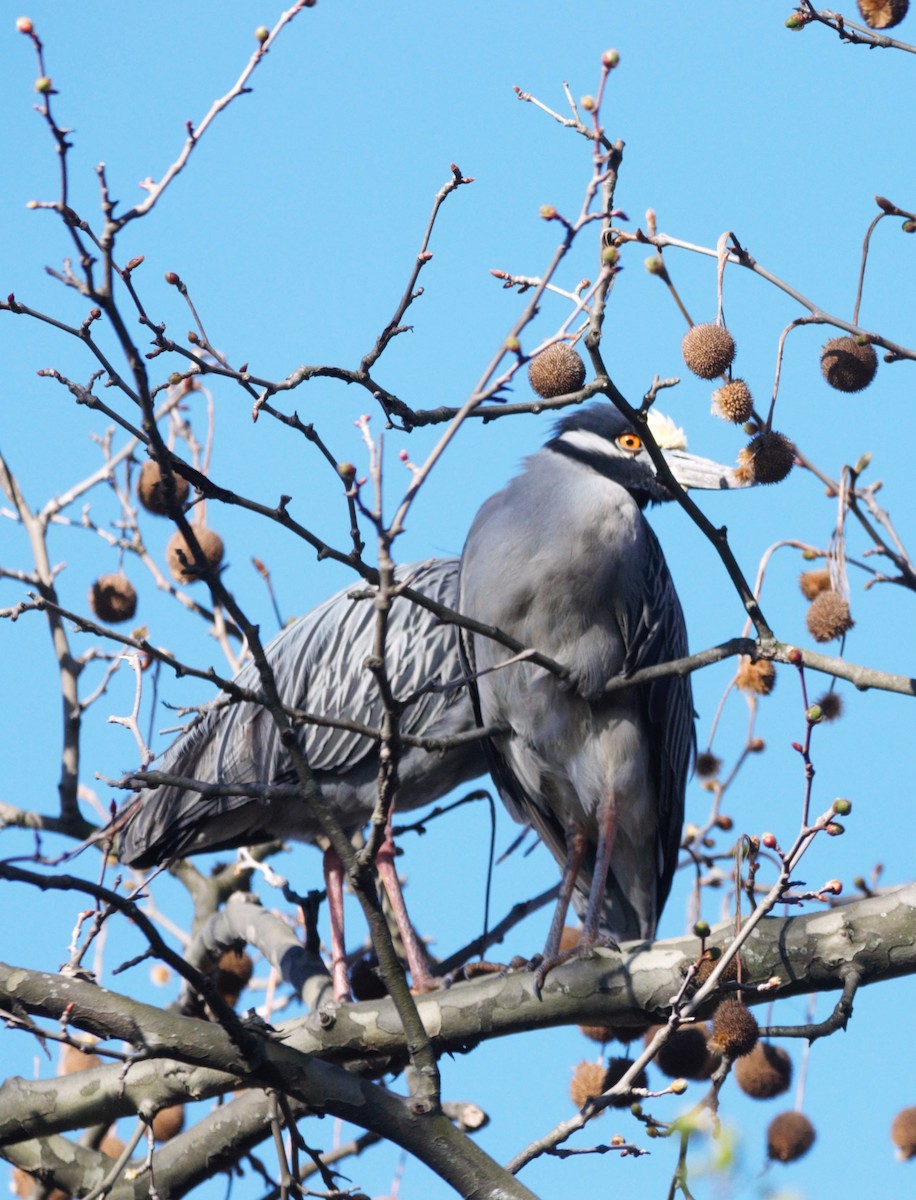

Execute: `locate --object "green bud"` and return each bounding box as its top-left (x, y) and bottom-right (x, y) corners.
top-left (832, 797), bottom-right (852, 816)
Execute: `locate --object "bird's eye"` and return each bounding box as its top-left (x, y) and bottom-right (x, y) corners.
top-left (616, 433), bottom-right (643, 453)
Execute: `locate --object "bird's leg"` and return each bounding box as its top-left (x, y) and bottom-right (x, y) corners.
top-left (375, 812), bottom-right (439, 993)
top-left (534, 802), bottom-right (620, 993)
top-left (322, 846), bottom-right (352, 1003)
top-left (542, 825), bottom-right (589, 962)
top-left (580, 792), bottom-right (620, 946)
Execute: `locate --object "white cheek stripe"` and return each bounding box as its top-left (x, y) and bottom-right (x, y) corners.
top-left (557, 429), bottom-right (634, 460)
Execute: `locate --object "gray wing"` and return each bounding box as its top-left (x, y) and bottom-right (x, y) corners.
top-left (119, 558), bottom-right (481, 867)
top-left (617, 521), bottom-right (693, 915)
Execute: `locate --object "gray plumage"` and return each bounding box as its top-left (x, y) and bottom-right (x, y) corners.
top-left (459, 402), bottom-right (742, 946)
top-left (120, 559), bottom-right (486, 868)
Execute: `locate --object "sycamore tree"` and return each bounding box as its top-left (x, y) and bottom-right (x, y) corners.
top-left (1, 4), bottom-right (916, 1199)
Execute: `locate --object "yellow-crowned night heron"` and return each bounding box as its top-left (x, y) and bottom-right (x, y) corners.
top-left (459, 402), bottom-right (745, 963)
top-left (118, 559), bottom-right (487, 999)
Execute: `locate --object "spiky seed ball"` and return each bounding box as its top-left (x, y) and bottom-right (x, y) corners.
top-left (857, 0), bottom-right (909, 29)
top-left (735, 430), bottom-right (795, 485)
top-left (767, 1111), bottom-right (816, 1163)
top-left (137, 460), bottom-right (190, 515)
top-left (216, 947), bottom-right (253, 1005)
top-left (891, 1106), bottom-right (916, 1159)
top-left (799, 569), bottom-right (831, 600)
top-left (166, 526), bottom-right (224, 582)
top-left (820, 336), bottom-right (878, 393)
top-left (570, 1061), bottom-right (608, 1109)
top-left (806, 591), bottom-right (855, 643)
top-left (579, 1018), bottom-right (650, 1045)
top-left (693, 951), bottom-right (740, 989)
top-left (736, 656), bottom-right (776, 696)
top-left (151, 1104), bottom-right (186, 1142)
top-left (734, 1043), bottom-right (793, 1100)
top-left (695, 751), bottom-right (722, 778)
top-left (528, 343), bottom-right (586, 398)
top-left (815, 691), bottom-right (844, 721)
top-left (712, 378), bottom-right (754, 424)
top-left (682, 323), bottom-right (736, 380)
top-left (603, 1057), bottom-right (649, 1106)
top-left (89, 574), bottom-right (138, 624)
top-left (708, 998), bottom-right (759, 1058)
top-left (349, 956), bottom-right (388, 1001)
top-left (645, 1023), bottom-right (717, 1080)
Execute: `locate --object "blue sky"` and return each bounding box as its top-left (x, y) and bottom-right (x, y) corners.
top-left (1, 3), bottom-right (915, 1198)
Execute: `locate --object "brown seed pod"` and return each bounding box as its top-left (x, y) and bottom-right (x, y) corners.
top-left (569, 1060), bottom-right (608, 1109)
top-left (166, 525), bottom-right (224, 582)
top-left (857, 0), bottom-right (909, 29)
top-left (645, 1023), bottom-right (719, 1081)
top-left (891, 1105), bottom-right (916, 1159)
top-left (734, 1042), bottom-right (793, 1100)
top-left (711, 378), bottom-right (753, 424)
top-left (603, 1057), bottom-right (649, 1106)
top-left (89, 574), bottom-right (138, 624)
top-left (820, 336), bottom-right (878, 393)
top-left (695, 751), bottom-right (722, 778)
top-left (814, 691), bottom-right (844, 721)
top-left (100, 1133), bottom-right (126, 1159)
top-left (735, 430), bottom-right (795, 485)
top-left (60, 1042), bottom-right (102, 1075)
top-left (708, 998), bottom-right (759, 1058)
top-left (151, 1103), bottom-right (186, 1142)
top-left (681, 323), bottom-right (735, 380)
top-left (137, 459), bottom-right (190, 515)
top-left (528, 343), bottom-right (586, 399)
top-left (799, 569), bottom-right (831, 600)
top-left (767, 1111), bottom-right (816, 1163)
top-left (558, 925), bottom-right (582, 955)
top-left (736, 656), bottom-right (776, 696)
top-left (216, 947), bottom-right (254, 1006)
top-left (579, 1017), bottom-right (650, 1045)
top-left (349, 956), bottom-right (388, 1001)
top-left (692, 951), bottom-right (740, 990)
top-left (806, 591), bottom-right (855, 643)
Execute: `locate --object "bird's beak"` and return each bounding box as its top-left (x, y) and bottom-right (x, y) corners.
top-left (661, 448), bottom-right (749, 491)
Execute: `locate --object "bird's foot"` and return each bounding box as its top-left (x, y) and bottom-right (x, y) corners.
top-left (409, 972), bottom-right (445, 995)
top-left (444, 956), bottom-right (536, 986)
top-left (532, 934), bottom-right (620, 997)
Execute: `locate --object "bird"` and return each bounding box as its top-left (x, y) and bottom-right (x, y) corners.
top-left (118, 558), bottom-right (489, 1000)
top-left (458, 401), bottom-right (745, 966)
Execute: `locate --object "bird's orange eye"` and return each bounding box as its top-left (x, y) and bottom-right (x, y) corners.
top-left (616, 433), bottom-right (643, 453)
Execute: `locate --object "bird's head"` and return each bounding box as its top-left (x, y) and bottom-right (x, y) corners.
top-left (546, 403), bottom-right (749, 507)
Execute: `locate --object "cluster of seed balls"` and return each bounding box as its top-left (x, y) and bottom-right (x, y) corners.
top-left (680, 322), bottom-right (797, 486)
top-left (563, 925), bottom-right (823, 1165)
top-left (799, 567), bottom-right (855, 644)
top-left (12, 943), bottom-right (258, 1200)
top-left (87, 459), bottom-right (224, 626)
